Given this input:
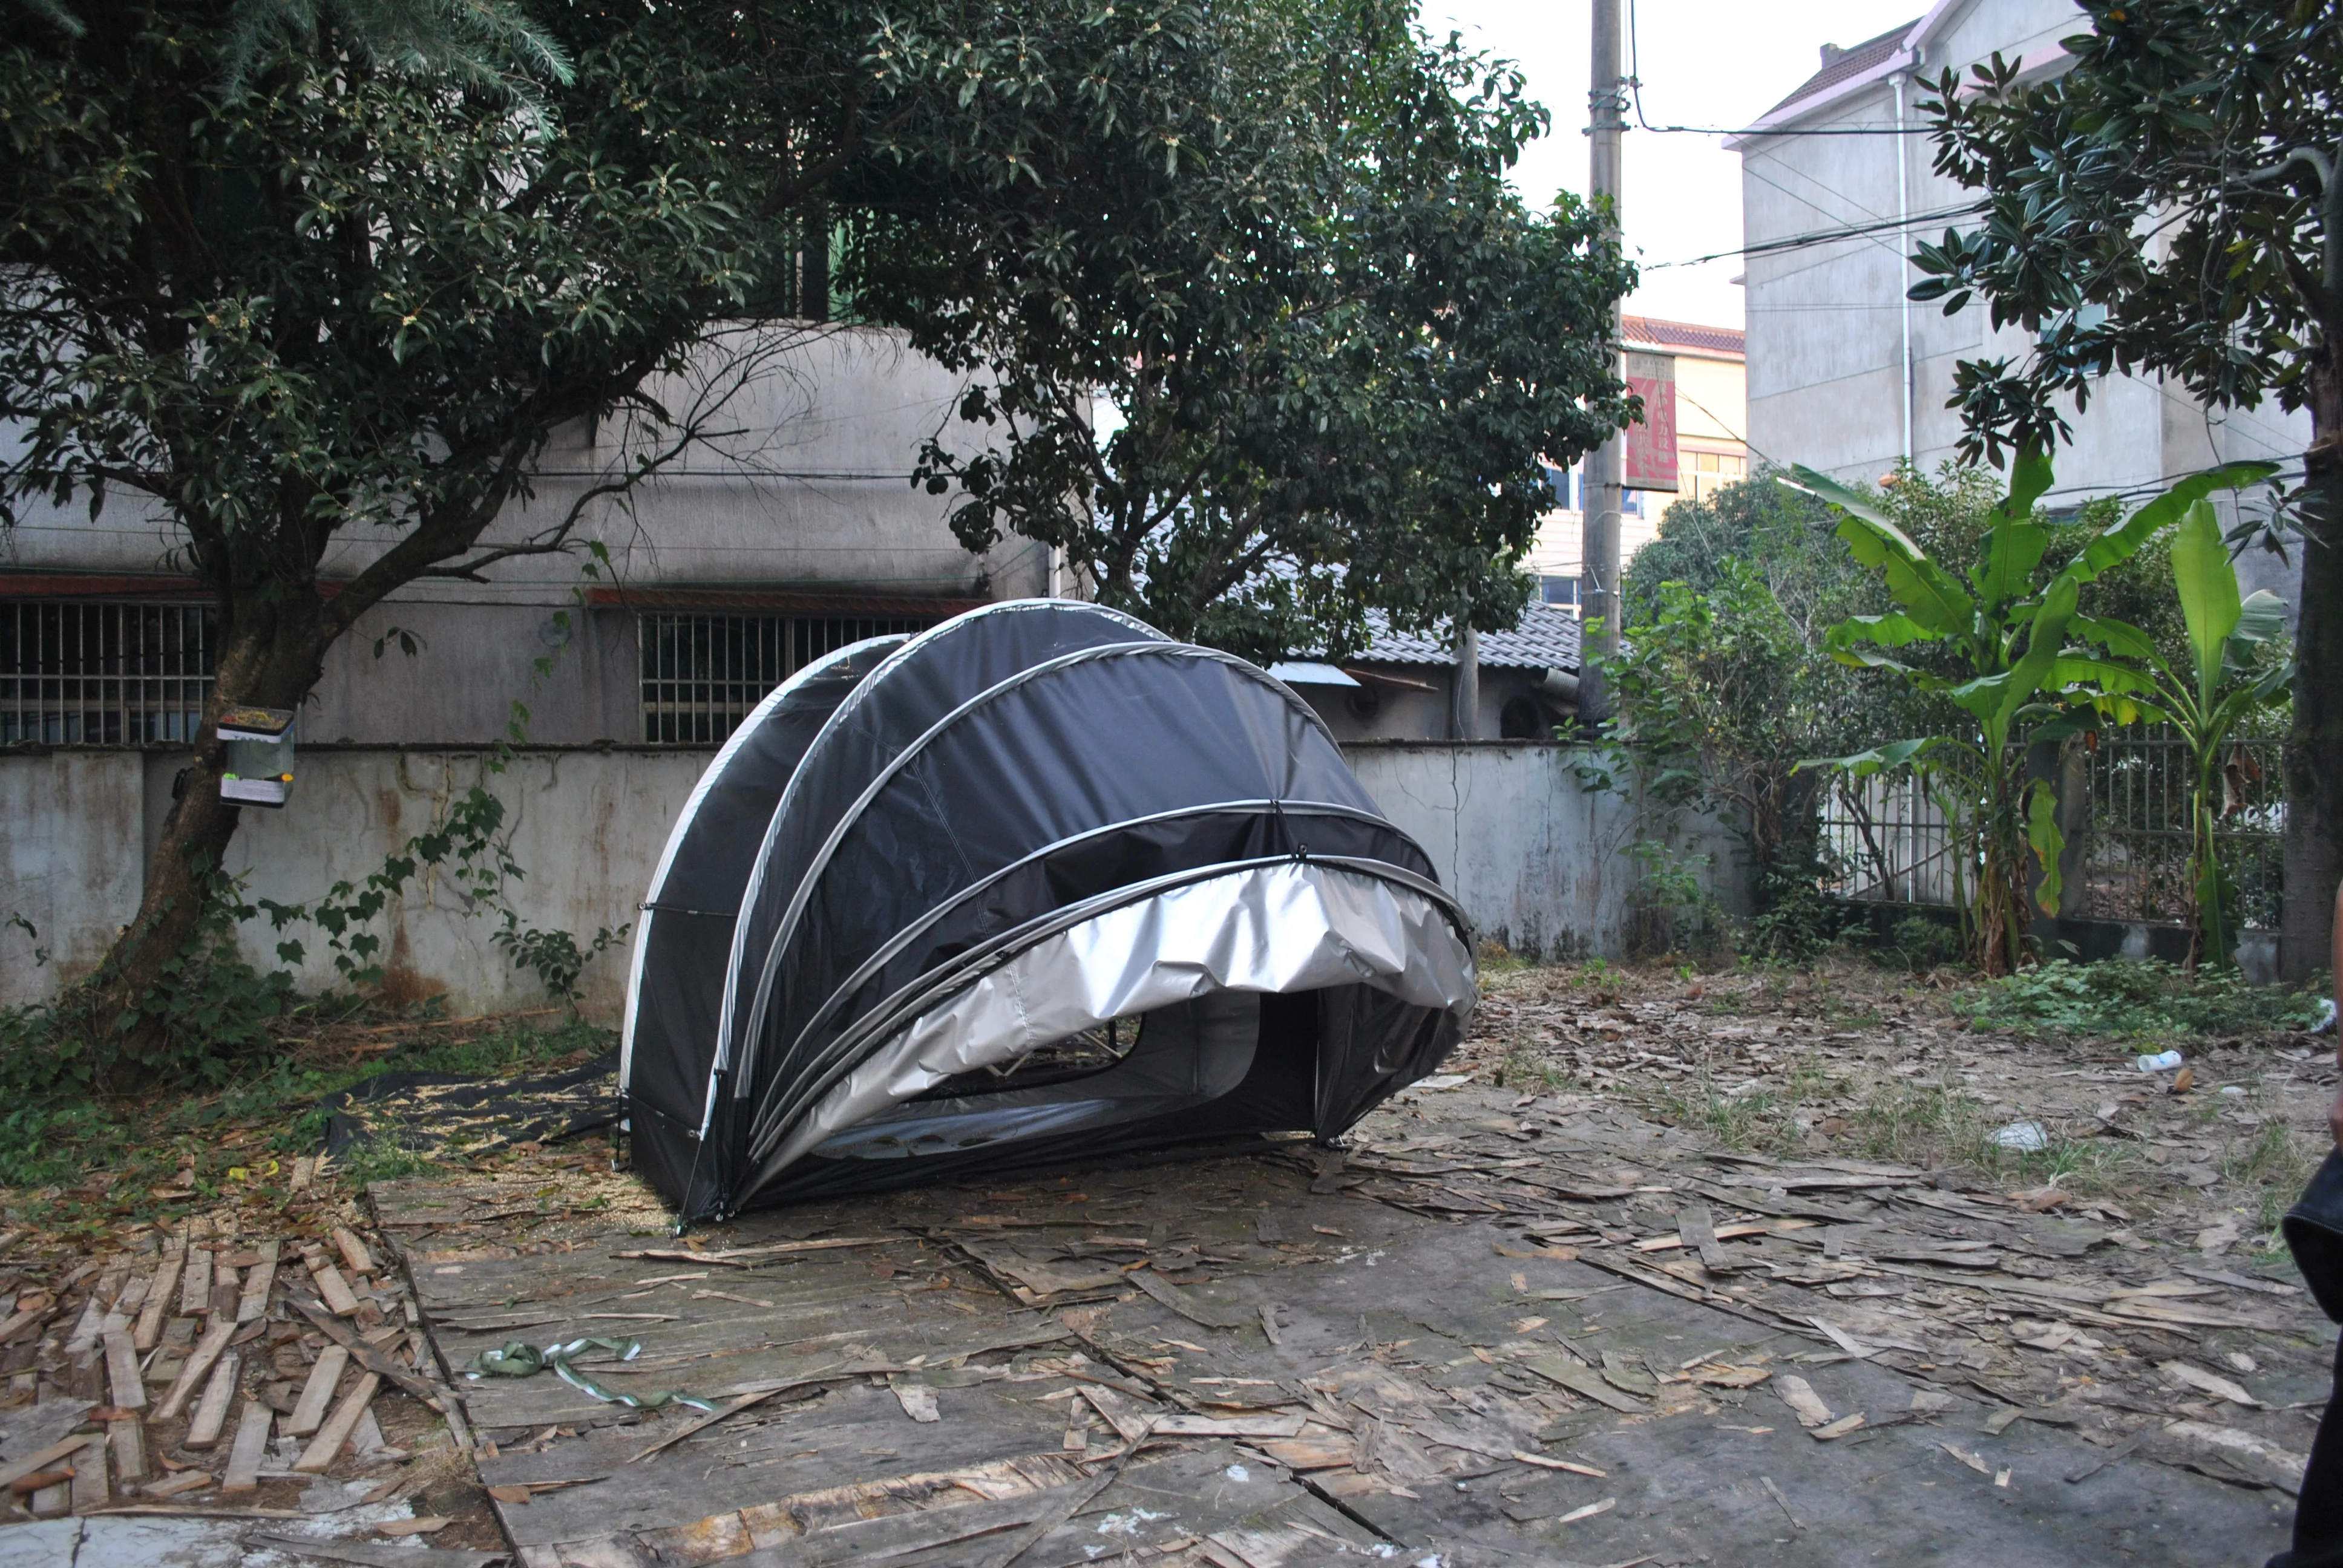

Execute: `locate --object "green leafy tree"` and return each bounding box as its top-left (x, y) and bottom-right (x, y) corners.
top-left (857, 5), bottom-right (1633, 661)
top-left (1793, 450), bottom-right (2269, 975)
top-left (2056, 502), bottom-right (2294, 968)
top-left (1604, 563), bottom-right (1843, 957)
top-left (1906, 0), bottom-right (2343, 979)
top-left (4, 0), bottom-right (1623, 1066)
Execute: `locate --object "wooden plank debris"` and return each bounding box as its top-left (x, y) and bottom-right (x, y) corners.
top-left (185, 1351), bottom-right (242, 1448)
top-left (221, 1401), bottom-right (273, 1493)
top-left (103, 1328), bottom-right (146, 1410)
top-left (154, 1319), bottom-right (237, 1422)
top-left (1676, 1203), bottom-right (1735, 1273)
top-left (333, 1227), bottom-right (377, 1277)
top-left (287, 1345), bottom-right (352, 1436)
top-left (69, 1432), bottom-right (109, 1514)
top-left (294, 1371), bottom-right (382, 1471)
top-left (238, 1241), bottom-right (280, 1324)
top-left (0, 1432), bottom-right (101, 1492)
top-left (179, 1246), bottom-right (213, 1316)
top-left (108, 1416), bottom-right (148, 1484)
top-left (135, 1247), bottom-right (185, 1351)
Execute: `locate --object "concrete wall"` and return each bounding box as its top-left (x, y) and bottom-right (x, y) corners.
top-left (1343, 742), bottom-right (1743, 962)
top-left (0, 740), bottom-right (1743, 1020)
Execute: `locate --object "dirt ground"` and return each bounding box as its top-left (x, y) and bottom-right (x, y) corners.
top-left (2, 956), bottom-right (2336, 1566)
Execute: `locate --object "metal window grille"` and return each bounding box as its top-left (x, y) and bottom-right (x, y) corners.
top-left (1, 601), bottom-right (216, 745)
top-left (1819, 773), bottom-right (1960, 907)
top-left (1817, 725), bottom-right (2287, 930)
top-left (639, 612), bottom-right (933, 744)
top-left (2076, 724), bottom-right (2284, 929)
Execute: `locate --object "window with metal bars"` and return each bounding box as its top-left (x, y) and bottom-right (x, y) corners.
top-left (638, 612), bottom-right (932, 744)
top-left (1, 601), bottom-right (216, 745)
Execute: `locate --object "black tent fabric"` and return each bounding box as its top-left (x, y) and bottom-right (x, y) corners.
top-left (621, 601), bottom-right (1476, 1222)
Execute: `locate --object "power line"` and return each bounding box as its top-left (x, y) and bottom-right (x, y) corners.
top-left (1643, 200), bottom-right (1988, 270)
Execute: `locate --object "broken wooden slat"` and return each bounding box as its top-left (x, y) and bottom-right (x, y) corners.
top-left (1675, 1204), bottom-right (1735, 1273)
top-left (135, 1247), bottom-right (184, 1351)
top-left (1128, 1267), bottom-right (1253, 1329)
top-left (154, 1318), bottom-right (237, 1422)
top-left (311, 1261), bottom-right (362, 1317)
top-left (237, 1241), bottom-right (280, 1324)
top-left (0, 1432), bottom-right (100, 1492)
top-left (221, 1401), bottom-right (273, 1493)
top-left (68, 1431), bottom-right (108, 1514)
top-left (289, 1297), bottom-right (445, 1409)
top-left (1522, 1356), bottom-right (1649, 1414)
top-left (287, 1345), bottom-right (352, 1436)
top-left (179, 1247), bottom-right (213, 1316)
top-left (103, 1327), bottom-right (146, 1410)
top-left (294, 1371), bottom-right (382, 1472)
top-left (333, 1227), bottom-right (376, 1276)
top-left (143, 1470), bottom-right (211, 1498)
top-left (108, 1416), bottom-right (148, 1484)
top-left (185, 1351), bottom-right (241, 1448)
top-left (211, 1264), bottom-right (241, 1319)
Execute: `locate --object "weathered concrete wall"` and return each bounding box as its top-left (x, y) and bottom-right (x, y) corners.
top-left (3, 746), bottom-right (704, 1020)
top-left (0, 750), bottom-right (145, 987)
top-left (1341, 742), bottom-right (1745, 962)
top-left (0, 740), bottom-right (1743, 1021)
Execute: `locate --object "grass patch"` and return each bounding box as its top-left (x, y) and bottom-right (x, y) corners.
top-left (1962, 958), bottom-right (2326, 1040)
top-left (0, 1011), bottom-right (610, 1234)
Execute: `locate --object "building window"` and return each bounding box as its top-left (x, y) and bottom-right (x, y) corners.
top-left (639, 612), bottom-right (934, 744)
top-left (1, 601), bottom-right (215, 745)
top-left (1538, 575), bottom-right (1581, 610)
top-left (1683, 449), bottom-right (1748, 503)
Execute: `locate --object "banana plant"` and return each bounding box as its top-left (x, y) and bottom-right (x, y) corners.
top-left (1784, 447), bottom-right (2275, 975)
top-left (2052, 499), bottom-right (2292, 969)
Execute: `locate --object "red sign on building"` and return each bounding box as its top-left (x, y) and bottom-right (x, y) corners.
top-left (1623, 350), bottom-right (1679, 492)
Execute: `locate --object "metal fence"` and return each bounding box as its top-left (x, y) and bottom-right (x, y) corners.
top-left (0, 600), bottom-right (216, 745)
top-left (1817, 725), bottom-right (2287, 929)
top-left (638, 611), bottom-right (934, 744)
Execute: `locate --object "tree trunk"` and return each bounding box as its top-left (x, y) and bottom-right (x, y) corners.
top-left (2282, 361), bottom-right (2343, 983)
top-left (79, 593), bottom-right (330, 1062)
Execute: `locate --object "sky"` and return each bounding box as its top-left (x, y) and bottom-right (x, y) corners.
top-left (1426, 0), bottom-right (1928, 329)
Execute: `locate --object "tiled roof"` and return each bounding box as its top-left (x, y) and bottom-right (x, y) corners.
top-left (1623, 315), bottom-right (1745, 359)
top-left (1758, 19), bottom-right (1921, 120)
top-left (1349, 599), bottom-right (1582, 673)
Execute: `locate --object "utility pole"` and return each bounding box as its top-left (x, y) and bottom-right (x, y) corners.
top-left (1578, 0), bottom-right (1627, 727)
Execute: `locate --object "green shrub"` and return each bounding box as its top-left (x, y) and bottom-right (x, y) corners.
top-left (1965, 958), bottom-right (2324, 1038)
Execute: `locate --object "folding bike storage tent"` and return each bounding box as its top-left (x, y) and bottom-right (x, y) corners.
top-left (621, 601), bottom-right (1476, 1222)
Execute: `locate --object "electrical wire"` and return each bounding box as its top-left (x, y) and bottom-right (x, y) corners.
top-left (1642, 200), bottom-right (1989, 270)
top-left (1624, 0), bottom-right (1933, 139)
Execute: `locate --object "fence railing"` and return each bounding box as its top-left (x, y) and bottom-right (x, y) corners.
top-left (1817, 725), bottom-right (2287, 929)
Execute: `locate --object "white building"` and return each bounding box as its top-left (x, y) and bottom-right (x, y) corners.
top-left (1731, 0), bottom-right (2305, 601)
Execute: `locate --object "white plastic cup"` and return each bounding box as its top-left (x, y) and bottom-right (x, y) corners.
top-left (2135, 1050), bottom-right (2184, 1073)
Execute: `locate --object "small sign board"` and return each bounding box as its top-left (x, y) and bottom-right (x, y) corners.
top-left (1623, 350), bottom-right (1679, 493)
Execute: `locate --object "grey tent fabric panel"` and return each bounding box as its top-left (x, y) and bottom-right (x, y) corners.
top-left (766, 803), bottom-right (1434, 1111)
top-left (619, 638), bottom-right (901, 1164)
top-left (620, 598), bottom-right (1476, 1223)
top-left (709, 603), bottom-right (1162, 1120)
top-left (742, 648), bottom-right (1379, 1125)
top-left (744, 860), bottom-right (1473, 1201)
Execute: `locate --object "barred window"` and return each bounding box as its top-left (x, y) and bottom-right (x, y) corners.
top-left (1, 601), bottom-right (216, 745)
top-left (640, 612), bottom-right (932, 744)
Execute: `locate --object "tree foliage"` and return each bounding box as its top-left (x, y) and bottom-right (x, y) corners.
top-left (0, 0), bottom-right (1631, 1067)
top-left (1904, 0), bottom-right (2343, 979)
top-left (858, 1), bottom-right (1633, 661)
top-left (1796, 451), bottom-right (2273, 975)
